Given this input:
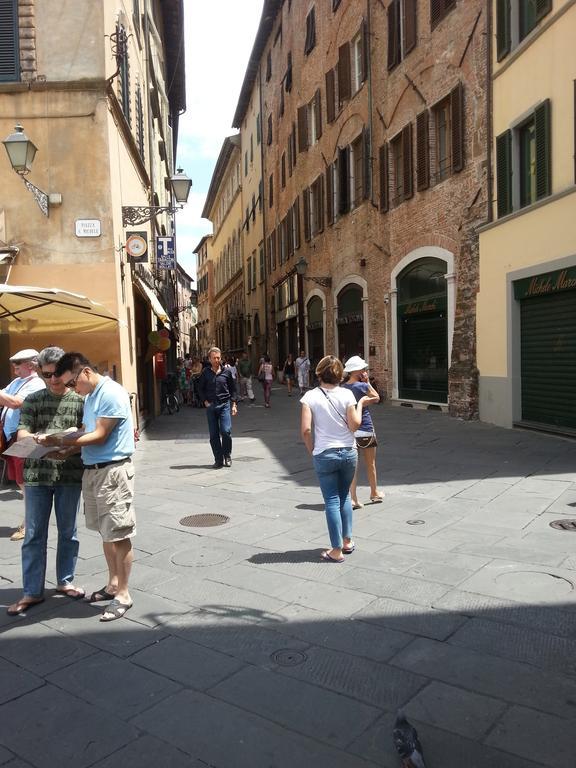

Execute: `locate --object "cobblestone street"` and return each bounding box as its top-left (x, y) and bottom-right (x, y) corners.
top-left (2, 388), bottom-right (576, 767)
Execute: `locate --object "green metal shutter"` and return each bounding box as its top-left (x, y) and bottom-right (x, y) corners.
top-left (496, 0), bottom-right (511, 61)
top-left (0, 0), bottom-right (19, 82)
top-left (496, 130), bottom-right (512, 217)
top-left (535, 98), bottom-right (552, 200)
top-left (521, 291), bottom-right (576, 430)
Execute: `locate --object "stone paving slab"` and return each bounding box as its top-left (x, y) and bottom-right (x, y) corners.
top-left (353, 595), bottom-right (468, 641)
top-left (90, 734), bottom-right (207, 768)
top-left (132, 689), bottom-right (381, 768)
top-left (390, 636), bottom-right (576, 719)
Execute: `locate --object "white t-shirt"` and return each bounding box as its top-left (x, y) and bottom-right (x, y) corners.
top-left (301, 386), bottom-right (356, 455)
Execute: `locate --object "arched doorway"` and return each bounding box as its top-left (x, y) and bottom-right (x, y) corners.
top-left (397, 257), bottom-right (448, 403)
top-left (337, 284), bottom-right (364, 361)
top-left (307, 295), bottom-right (324, 369)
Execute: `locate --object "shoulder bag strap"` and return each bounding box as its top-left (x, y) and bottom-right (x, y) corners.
top-left (317, 387), bottom-right (349, 428)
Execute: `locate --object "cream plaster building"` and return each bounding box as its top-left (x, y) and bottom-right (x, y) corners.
top-left (0, 0), bottom-right (185, 421)
top-left (194, 234), bottom-right (214, 356)
top-left (478, 0), bottom-right (576, 433)
top-left (233, 78), bottom-right (267, 366)
top-left (201, 136), bottom-right (244, 357)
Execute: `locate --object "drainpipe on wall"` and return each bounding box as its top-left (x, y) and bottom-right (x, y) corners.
top-left (486, 0), bottom-right (493, 223)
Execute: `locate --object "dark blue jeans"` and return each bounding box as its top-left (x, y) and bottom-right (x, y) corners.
top-left (206, 401), bottom-right (232, 463)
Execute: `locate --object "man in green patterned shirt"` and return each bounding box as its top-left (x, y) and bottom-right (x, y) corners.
top-left (7, 347), bottom-right (85, 616)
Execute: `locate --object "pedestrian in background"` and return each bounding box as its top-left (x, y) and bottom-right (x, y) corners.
top-left (258, 354), bottom-right (275, 408)
top-left (295, 349), bottom-right (310, 395)
top-left (7, 347), bottom-right (84, 616)
top-left (37, 352), bottom-right (136, 622)
top-left (300, 355), bottom-right (374, 562)
top-left (198, 347), bottom-right (238, 468)
top-left (283, 353), bottom-right (296, 396)
top-left (238, 350), bottom-right (255, 402)
top-left (0, 349), bottom-right (45, 541)
top-left (342, 356), bottom-right (384, 509)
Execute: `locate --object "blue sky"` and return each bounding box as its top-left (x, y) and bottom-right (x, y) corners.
top-left (174, 0), bottom-right (265, 280)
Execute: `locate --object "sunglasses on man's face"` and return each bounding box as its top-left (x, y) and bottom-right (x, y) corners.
top-left (64, 370), bottom-right (83, 389)
top-left (41, 370), bottom-right (59, 379)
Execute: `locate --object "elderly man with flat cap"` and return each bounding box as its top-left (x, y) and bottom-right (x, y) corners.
top-left (0, 349), bottom-right (45, 541)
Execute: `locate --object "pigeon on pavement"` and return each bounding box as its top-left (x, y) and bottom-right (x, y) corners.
top-left (393, 710), bottom-right (427, 768)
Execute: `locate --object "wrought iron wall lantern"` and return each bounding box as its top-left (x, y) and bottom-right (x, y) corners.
top-left (295, 256), bottom-right (332, 288)
top-left (2, 124), bottom-right (62, 217)
top-left (122, 168), bottom-right (192, 226)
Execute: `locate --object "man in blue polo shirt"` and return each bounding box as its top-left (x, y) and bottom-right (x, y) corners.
top-left (37, 352), bottom-right (135, 622)
top-left (198, 346), bottom-right (237, 468)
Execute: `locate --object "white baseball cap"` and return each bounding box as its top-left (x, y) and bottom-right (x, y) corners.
top-left (344, 355), bottom-right (368, 373)
top-left (9, 348), bottom-right (39, 363)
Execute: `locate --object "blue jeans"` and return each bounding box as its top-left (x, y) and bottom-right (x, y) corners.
top-left (22, 485), bottom-right (82, 598)
top-left (206, 401), bottom-right (232, 463)
top-left (313, 447), bottom-right (357, 548)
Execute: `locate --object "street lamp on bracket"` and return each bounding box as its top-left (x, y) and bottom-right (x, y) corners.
top-left (121, 168), bottom-right (192, 226)
top-left (2, 124), bottom-right (62, 217)
top-left (295, 256), bottom-right (332, 288)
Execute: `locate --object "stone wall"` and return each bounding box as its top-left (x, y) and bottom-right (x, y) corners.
top-left (18, 0), bottom-right (37, 81)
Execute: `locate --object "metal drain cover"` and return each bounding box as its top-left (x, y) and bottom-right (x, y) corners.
top-left (550, 519), bottom-right (576, 531)
top-left (271, 649), bottom-right (308, 667)
top-left (233, 456), bottom-right (263, 462)
top-left (406, 519), bottom-right (426, 526)
top-left (180, 513), bottom-right (230, 527)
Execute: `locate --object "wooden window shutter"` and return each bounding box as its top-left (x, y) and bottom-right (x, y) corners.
top-left (451, 82), bottom-right (464, 173)
top-left (266, 50), bottom-right (272, 82)
top-left (326, 69), bottom-right (336, 124)
top-left (297, 105), bottom-right (308, 152)
top-left (267, 114), bottom-right (273, 145)
top-left (402, 123), bottom-right (414, 200)
top-left (360, 19), bottom-right (369, 83)
top-left (338, 146), bottom-right (350, 214)
top-left (362, 127), bottom-right (371, 200)
top-left (318, 175), bottom-right (325, 233)
top-left (287, 137), bottom-right (292, 176)
top-left (304, 7), bottom-right (316, 55)
top-left (287, 207), bottom-right (294, 256)
top-left (430, 0), bottom-right (443, 29)
top-left (416, 110), bottom-right (430, 191)
top-left (338, 43), bottom-right (351, 103)
top-left (496, 0), bottom-right (511, 62)
top-left (403, 0), bottom-right (417, 55)
top-left (285, 52), bottom-right (293, 92)
top-left (303, 189), bottom-right (311, 241)
top-left (536, 0), bottom-right (552, 22)
top-left (269, 173), bottom-right (274, 207)
top-left (387, 1), bottom-right (400, 71)
top-left (294, 199), bottom-right (301, 249)
top-left (496, 130), bottom-right (512, 217)
top-left (0, 0), bottom-right (19, 82)
top-left (326, 165), bottom-right (334, 225)
top-left (315, 89), bottom-right (322, 139)
top-left (534, 98), bottom-right (551, 200)
top-left (379, 144), bottom-right (389, 212)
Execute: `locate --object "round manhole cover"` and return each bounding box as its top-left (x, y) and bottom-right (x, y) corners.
top-left (270, 649), bottom-right (308, 667)
top-left (495, 570), bottom-right (574, 600)
top-left (171, 547), bottom-right (233, 567)
top-left (550, 519), bottom-right (576, 531)
top-left (179, 514), bottom-right (230, 528)
top-left (406, 519), bottom-right (426, 526)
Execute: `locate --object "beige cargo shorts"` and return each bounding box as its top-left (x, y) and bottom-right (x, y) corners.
top-left (82, 458), bottom-right (136, 542)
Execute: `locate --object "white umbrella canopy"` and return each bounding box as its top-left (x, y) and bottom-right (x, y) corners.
top-left (0, 284), bottom-right (119, 335)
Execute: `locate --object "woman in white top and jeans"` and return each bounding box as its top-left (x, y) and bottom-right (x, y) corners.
top-left (300, 356), bottom-right (376, 562)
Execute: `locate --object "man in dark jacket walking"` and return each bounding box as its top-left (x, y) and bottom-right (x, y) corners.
top-left (198, 347), bottom-right (237, 468)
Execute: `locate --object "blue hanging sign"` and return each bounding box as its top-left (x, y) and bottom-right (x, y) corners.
top-left (156, 236), bottom-right (176, 269)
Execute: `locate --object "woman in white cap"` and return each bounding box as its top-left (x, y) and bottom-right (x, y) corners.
top-left (342, 355), bottom-right (383, 509)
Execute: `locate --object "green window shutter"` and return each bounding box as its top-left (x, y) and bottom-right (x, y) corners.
top-left (534, 98), bottom-right (551, 200)
top-left (338, 146), bottom-right (350, 214)
top-left (0, 0), bottom-right (19, 82)
top-left (451, 82), bottom-right (464, 173)
top-left (535, 0), bottom-right (552, 22)
top-left (402, 123), bottom-right (414, 200)
top-left (416, 110), bottom-right (430, 191)
top-left (496, 129), bottom-right (512, 217)
top-left (496, 0), bottom-right (511, 62)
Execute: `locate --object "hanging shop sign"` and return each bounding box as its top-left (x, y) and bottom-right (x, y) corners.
top-left (156, 236), bottom-right (176, 269)
top-left (126, 231), bottom-right (148, 262)
top-left (514, 266), bottom-right (576, 300)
